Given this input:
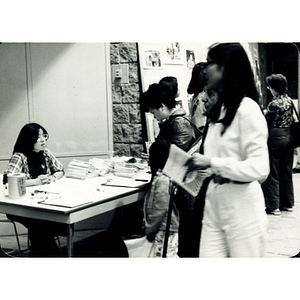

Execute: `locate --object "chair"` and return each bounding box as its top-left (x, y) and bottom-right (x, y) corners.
top-left (1, 215), bottom-right (64, 256)
top-left (0, 243), bottom-right (10, 257)
top-left (0, 220), bottom-right (62, 256)
top-left (0, 218), bottom-right (23, 255)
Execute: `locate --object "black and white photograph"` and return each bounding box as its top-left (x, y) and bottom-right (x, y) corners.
top-left (164, 42), bottom-right (182, 64)
top-left (186, 49), bottom-right (196, 71)
top-left (0, 3), bottom-right (299, 299)
top-left (141, 48), bottom-right (163, 69)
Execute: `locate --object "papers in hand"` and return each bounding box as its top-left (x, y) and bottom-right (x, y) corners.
top-left (162, 144), bottom-right (206, 197)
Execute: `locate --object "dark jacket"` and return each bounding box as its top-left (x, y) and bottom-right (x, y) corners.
top-left (156, 108), bottom-right (193, 152)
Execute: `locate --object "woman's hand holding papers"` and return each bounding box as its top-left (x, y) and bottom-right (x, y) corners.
top-left (185, 153), bottom-right (211, 171)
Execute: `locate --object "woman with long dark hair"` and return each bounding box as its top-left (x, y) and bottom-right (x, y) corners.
top-left (3, 123), bottom-right (65, 257)
top-left (185, 43), bottom-right (269, 257)
top-left (187, 62), bottom-right (207, 131)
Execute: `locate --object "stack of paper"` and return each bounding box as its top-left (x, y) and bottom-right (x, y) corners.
top-left (114, 162), bottom-right (137, 178)
top-left (89, 158), bottom-right (114, 176)
top-left (65, 159), bottom-right (99, 179)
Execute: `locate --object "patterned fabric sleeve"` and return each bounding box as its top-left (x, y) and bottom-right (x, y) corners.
top-left (4, 153), bottom-right (28, 174)
top-left (3, 152), bottom-right (29, 184)
top-left (266, 94), bottom-right (294, 128)
top-left (44, 149), bottom-right (64, 175)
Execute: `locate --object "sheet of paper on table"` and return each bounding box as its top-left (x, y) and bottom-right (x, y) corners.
top-left (101, 176), bottom-right (150, 188)
top-left (37, 192), bottom-right (94, 208)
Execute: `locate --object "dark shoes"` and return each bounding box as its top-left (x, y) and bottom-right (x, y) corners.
top-left (293, 162), bottom-right (300, 173)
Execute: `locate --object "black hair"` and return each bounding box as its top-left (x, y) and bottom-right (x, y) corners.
top-left (140, 83), bottom-right (177, 112)
top-left (266, 74), bottom-right (288, 95)
top-left (13, 123), bottom-right (48, 157)
top-left (149, 140), bottom-right (171, 179)
top-left (159, 76), bottom-right (178, 98)
top-left (187, 62), bottom-right (206, 95)
top-left (207, 43), bottom-right (259, 131)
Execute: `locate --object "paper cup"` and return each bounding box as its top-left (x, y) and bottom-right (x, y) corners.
top-left (7, 173), bottom-right (27, 199)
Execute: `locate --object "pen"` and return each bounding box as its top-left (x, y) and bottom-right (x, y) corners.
top-left (33, 190), bottom-right (60, 195)
top-left (135, 179), bottom-right (148, 182)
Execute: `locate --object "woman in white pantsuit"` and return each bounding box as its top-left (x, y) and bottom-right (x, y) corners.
top-left (185, 43), bottom-right (269, 257)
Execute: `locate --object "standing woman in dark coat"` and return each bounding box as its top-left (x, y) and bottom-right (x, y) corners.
top-left (141, 82), bottom-right (195, 257)
top-left (261, 74), bottom-right (295, 215)
top-left (141, 82), bottom-right (194, 151)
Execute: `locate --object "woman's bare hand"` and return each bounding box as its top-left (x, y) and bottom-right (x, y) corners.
top-left (185, 154), bottom-right (211, 172)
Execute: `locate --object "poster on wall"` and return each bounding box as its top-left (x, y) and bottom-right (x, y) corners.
top-left (186, 50), bottom-right (196, 73)
top-left (164, 42), bottom-right (183, 64)
top-left (140, 44), bottom-right (163, 69)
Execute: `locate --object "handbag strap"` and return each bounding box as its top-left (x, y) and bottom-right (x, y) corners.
top-left (171, 115), bottom-right (203, 137)
top-left (291, 100), bottom-right (300, 122)
top-left (183, 116), bottom-right (203, 137)
top-left (162, 182), bottom-right (176, 258)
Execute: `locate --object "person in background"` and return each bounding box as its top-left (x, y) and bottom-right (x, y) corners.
top-left (201, 87), bottom-right (220, 122)
top-left (142, 140), bottom-right (179, 257)
top-left (159, 76), bottom-right (182, 109)
top-left (3, 123), bottom-right (65, 257)
top-left (159, 76), bottom-right (180, 98)
top-left (261, 74), bottom-right (295, 215)
top-left (188, 85), bottom-right (221, 257)
top-left (185, 43), bottom-right (269, 257)
top-left (292, 149), bottom-right (300, 173)
top-left (187, 62), bottom-right (207, 131)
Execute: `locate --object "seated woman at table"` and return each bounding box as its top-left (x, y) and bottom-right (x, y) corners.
top-left (3, 123), bottom-right (65, 257)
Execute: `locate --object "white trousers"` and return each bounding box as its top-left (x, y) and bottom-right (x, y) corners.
top-left (199, 181), bottom-right (268, 258)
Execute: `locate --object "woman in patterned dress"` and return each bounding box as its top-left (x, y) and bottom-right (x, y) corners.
top-left (261, 74), bottom-right (295, 215)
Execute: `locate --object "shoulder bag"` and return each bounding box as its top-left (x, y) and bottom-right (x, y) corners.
top-left (290, 101), bottom-right (300, 148)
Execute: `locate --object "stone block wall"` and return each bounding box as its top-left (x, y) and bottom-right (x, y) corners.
top-left (110, 42), bottom-right (144, 157)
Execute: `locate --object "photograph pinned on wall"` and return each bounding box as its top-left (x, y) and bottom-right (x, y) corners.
top-left (186, 50), bottom-right (196, 72)
top-left (164, 42), bottom-right (183, 64)
top-left (141, 44), bottom-right (163, 69)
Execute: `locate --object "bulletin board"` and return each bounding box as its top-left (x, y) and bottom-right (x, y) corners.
top-left (138, 42), bottom-right (262, 142)
top-left (138, 42), bottom-right (212, 141)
